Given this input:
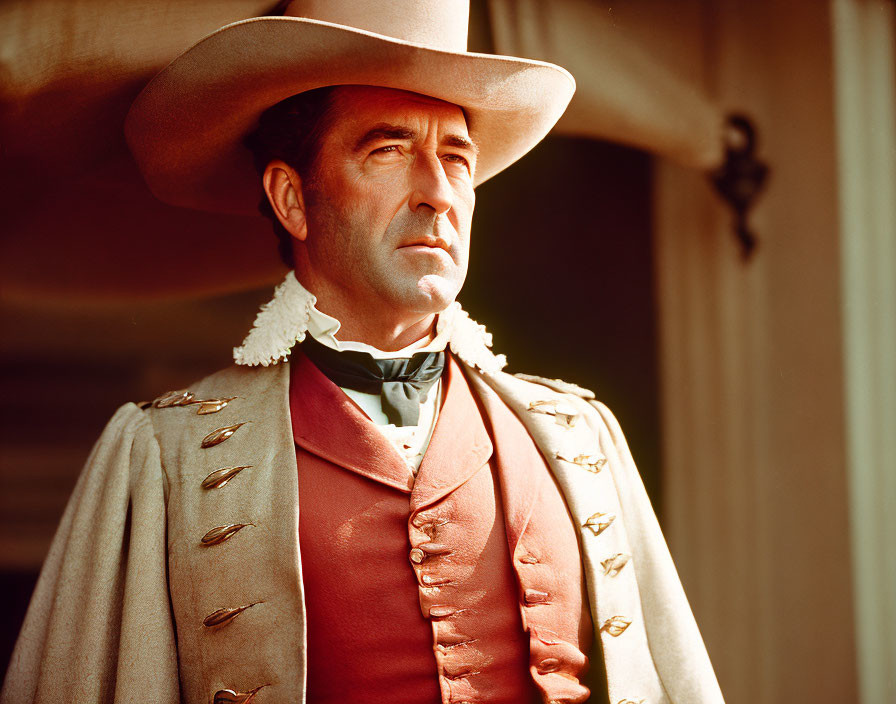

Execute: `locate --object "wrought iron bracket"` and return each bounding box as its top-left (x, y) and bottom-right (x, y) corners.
top-left (709, 114), bottom-right (770, 260)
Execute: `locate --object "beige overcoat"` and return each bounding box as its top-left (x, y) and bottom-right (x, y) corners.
top-left (1, 359), bottom-right (724, 704)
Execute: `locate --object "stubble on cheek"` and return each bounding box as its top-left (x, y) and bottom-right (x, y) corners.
top-left (305, 181), bottom-right (469, 311)
top-left (372, 247), bottom-right (461, 313)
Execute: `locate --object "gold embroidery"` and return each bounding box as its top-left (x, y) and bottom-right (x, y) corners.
top-left (195, 397), bottom-right (237, 415)
top-left (601, 553), bottom-right (631, 577)
top-left (601, 615), bottom-right (632, 637)
top-left (527, 399), bottom-right (579, 428)
top-left (583, 512), bottom-right (616, 536)
top-left (203, 603), bottom-right (259, 629)
top-left (200, 524), bottom-right (252, 546)
top-left (152, 390), bottom-right (195, 408)
top-left (213, 685), bottom-right (267, 703)
top-left (201, 423), bottom-right (247, 448)
top-left (556, 451), bottom-right (607, 473)
top-left (151, 391), bottom-right (236, 414)
top-left (201, 465), bottom-right (252, 490)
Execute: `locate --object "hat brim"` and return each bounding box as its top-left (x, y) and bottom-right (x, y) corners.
top-left (125, 16), bottom-right (575, 215)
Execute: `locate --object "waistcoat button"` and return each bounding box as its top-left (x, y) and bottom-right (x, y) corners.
top-left (537, 657), bottom-right (561, 673)
top-left (419, 541), bottom-right (452, 555)
top-left (524, 589), bottom-right (551, 605)
top-left (412, 511), bottom-right (447, 527)
top-left (409, 548), bottom-right (425, 564)
top-left (429, 604), bottom-right (458, 618)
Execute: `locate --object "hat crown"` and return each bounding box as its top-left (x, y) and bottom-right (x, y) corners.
top-left (283, 0), bottom-right (469, 52)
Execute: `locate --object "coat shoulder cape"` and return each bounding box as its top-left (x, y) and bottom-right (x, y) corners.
top-left (1, 402), bottom-right (179, 703)
top-left (1, 362), bottom-right (723, 704)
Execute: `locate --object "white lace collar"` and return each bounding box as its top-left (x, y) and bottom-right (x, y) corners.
top-left (303, 289), bottom-right (453, 360)
top-left (233, 271), bottom-right (506, 374)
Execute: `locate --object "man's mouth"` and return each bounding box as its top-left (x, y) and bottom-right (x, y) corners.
top-left (398, 237), bottom-right (450, 252)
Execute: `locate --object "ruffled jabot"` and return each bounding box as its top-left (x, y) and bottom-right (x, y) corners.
top-left (233, 271), bottom-right (506, 375)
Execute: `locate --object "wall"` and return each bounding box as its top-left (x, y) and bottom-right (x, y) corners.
top-left (650, 1), bottom-right (859, 701)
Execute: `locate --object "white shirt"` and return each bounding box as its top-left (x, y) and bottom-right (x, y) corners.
top-left (303, 299), bottom-right (455, 475)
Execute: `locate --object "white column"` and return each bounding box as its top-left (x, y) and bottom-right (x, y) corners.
top-left (831, 2), bottom-right (896, 702)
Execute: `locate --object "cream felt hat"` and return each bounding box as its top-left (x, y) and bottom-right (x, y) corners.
top-left (124, 0), bottom-right (575, 215)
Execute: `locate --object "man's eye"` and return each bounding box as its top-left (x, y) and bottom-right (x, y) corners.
top-left (443, 154), bottom-right (470, 167)
top-left (372, 145), bottom-right (400, 155)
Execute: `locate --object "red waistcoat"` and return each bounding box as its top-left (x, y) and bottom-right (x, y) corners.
top-left (291, 351), bottom-right (592, 703)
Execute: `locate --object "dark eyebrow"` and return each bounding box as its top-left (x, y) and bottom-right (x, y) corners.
top-left (353, 124), bottom-right (417, 153)
top-left (443, 133), bottom-right (479, 156)
top-left (352, 123), bottom-right (479, 156)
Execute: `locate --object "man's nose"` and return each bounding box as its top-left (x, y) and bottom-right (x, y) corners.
top-left (408, 152), bottom-right (453, 215)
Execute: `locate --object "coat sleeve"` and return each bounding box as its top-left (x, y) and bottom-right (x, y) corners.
top-left (1, 403), bottom-right (180, 703)
top-left (589, 399), bottom-right (724, 704)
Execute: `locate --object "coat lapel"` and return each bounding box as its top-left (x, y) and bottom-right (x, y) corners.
top-left (468, 374), bottom-right (544, 560)
top-left (463, 368), bottom-right (605, 542)
top-left (410, 356), bottom-right (493, 513)
top-left (290, 350), bottom-right (413, 492)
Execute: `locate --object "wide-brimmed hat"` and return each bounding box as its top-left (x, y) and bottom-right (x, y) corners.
top-left (124, 0), bottom-right (575, 215)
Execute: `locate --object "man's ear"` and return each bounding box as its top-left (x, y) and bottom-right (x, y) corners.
top-left (262, 160), bottom-right (309, 241)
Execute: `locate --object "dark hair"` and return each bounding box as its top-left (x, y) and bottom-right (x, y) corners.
top-left (244, 86), bottom-right (338, 268)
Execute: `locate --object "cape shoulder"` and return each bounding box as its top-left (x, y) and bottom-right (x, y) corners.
top-left (507, 371), bottom-right (631, 462)
top-left (494, 371), bottom-right (627, 461)
top-left (1, 401), bottom-right (179, 703)
top-left (142, 363), bottom-right (288, 448)
top-left (512, 372), bottom-right (596, 400)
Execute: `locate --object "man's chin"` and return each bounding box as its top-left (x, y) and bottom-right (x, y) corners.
top-left (399, 274), bottom-right (461, 314)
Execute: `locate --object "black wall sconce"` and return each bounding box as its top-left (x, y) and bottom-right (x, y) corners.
top-left (709, 114), bottom-right (770, 260)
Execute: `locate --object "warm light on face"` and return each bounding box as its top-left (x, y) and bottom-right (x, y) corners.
top-left (298, 86), bottom-right (477, 317)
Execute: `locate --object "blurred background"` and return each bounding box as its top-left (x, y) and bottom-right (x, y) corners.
top-left (1, 1), bottom-right (894, 702)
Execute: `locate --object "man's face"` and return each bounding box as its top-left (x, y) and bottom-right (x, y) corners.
top-left (299, 86), bottom-right (477, 316)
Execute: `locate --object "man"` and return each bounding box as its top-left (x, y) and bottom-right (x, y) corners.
top-left (2, 2), bottom-right (723, 703)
